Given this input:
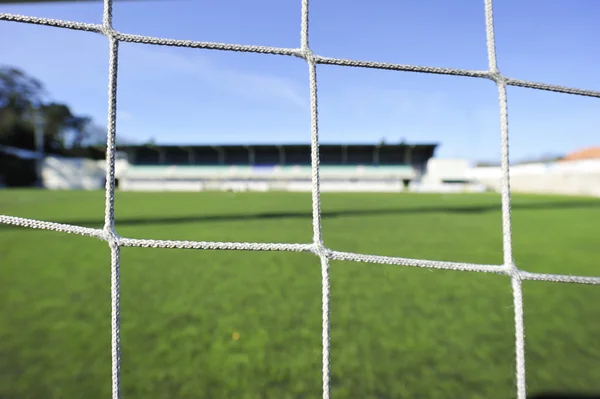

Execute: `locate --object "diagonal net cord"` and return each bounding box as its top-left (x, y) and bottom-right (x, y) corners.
top-left (1, 0), bottom-right (600, 398)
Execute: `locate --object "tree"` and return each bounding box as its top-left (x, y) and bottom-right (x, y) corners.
top-left (38, 102), bottom-right (92, 150)
top-left (0, 66), bottom-right (44, 150)
top-left (0, 65), bottom-right (96, 153)
top-left (0, 66), bottom-right (45, 114)
top-left (0, 65), bottom-right (113, 185)
top-left (77, 123), bottom-right (134, 149)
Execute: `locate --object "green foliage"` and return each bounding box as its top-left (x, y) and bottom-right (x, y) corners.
top-left (0, 66), bottom-right (44, 112)
top-left (0, 65), bottom-right (118, 185)
top-left (1, 191), bottom-right (599, 399)
top-left (0, 65), bottom-right (103, 153)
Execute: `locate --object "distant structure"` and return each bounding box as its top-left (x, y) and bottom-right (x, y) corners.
top-left (18, 140), bottom-right (598, 196)
top-left (115, 142), bottom-right (438, 192)
top-left (559, 146), bottom-right (600, 162)
top-left (468, 145), bottom-right (600, 197)
top-left (8, 140), bottom-right (597, 196)
top-left (118, 143), bottom-right (436, 168)
top-left (0, 145), bottom-right (42, 188)
top-left (416, 158), bottom-right (486, 193)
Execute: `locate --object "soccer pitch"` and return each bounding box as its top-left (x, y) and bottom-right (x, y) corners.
top-left (1, 190), bottom-right (599, 399)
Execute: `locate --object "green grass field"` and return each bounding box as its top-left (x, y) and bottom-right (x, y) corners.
top-left (1, 189), bottom-right (599, 399)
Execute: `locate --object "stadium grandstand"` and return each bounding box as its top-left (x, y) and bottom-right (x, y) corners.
top-left (115, 142), bottom-right (438, 192)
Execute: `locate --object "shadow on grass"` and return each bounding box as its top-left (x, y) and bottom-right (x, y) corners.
top-left (528, 394), bottom-right (600, 399)
top-left (1, 199), bottom-right (599, 230)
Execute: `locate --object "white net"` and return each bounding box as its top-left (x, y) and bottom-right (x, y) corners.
top-left (1, 0), bottom-right (600, 398)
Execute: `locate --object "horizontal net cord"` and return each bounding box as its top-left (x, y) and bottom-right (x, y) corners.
top-left (119, 237), bottom-right (314, 252)
top-left (2, 214), bottom-right (599, 285)
top-left (0, 216), bottom-right (314, 251)
top-left (330, 250), bottom-right (600, 284)
top-left (503, 77), bottom-right (600, 97)
top-left (518, 271), bottom-right (600, 285)
top-left (0, 12), bottom-right (103, 32)
top-left (330, 250), bottom-right (507, 274)
top-left (2, 13), bottom-right (600, 99)
top-left (0, 215), bottom-right (105, 238)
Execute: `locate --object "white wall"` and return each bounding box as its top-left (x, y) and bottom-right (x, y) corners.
top-left (409, 182), bottom-right (487, 193)
top-left (468, 159), bottom-right (600, 197)
top-left (95, 158), bottom-right (130, 180)
top-left (422, 158), bottom-right (471, 183)
top-left (416, 158), bottom-right (486, 192)
top-left (42, 156), bottom-right (105, 190)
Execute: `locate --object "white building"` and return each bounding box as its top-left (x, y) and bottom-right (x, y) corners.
top-left (412, 158), bottom-right (487, 193)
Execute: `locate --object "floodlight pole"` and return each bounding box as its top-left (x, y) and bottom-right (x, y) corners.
top-left (33, 109), bottom-right (45, 188)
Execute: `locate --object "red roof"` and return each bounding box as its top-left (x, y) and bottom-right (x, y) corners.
top-left (560, 147), bottom-right (600, 161)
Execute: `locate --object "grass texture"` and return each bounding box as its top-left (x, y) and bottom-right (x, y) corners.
top-left (1, 190), bottom-right (599, 399)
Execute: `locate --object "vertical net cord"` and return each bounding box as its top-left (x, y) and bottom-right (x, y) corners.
top-left (301, 0), bottom-right (331, 398)
top-left (484, 1), bottom-right (526, 398)
top-left (102, 0), bottom-right (122, 398)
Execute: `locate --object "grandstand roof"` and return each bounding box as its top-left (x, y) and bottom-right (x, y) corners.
top-left (118, 142), bottom-right (439, 167)
top-left (0, 145), bottom-right (42, 160)
top-left (118, 142), bottom-right (439, 151)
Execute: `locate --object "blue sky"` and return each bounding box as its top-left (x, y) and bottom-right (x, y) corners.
top-left (0, 0), bottom-right (598, 163)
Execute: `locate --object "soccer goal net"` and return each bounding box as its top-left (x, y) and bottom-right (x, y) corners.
top-left (1, 1), bottom-right (599, 399)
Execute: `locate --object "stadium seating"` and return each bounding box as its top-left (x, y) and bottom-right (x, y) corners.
top-left (118, 164), bottom-right (417, 192)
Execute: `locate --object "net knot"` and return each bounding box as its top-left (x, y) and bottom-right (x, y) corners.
top-left (505, 262), bottom-right (521, 279)
top-left (489, 71), bottom-right (506, 84)
top-left (301, 47), bottom-right (316, 64)
top-left (103, 228), bottom-right (121, 248)
top-left (312, 243), bottom-right (331, 259)
top-left (102, 26), bottom-right (118, 39)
